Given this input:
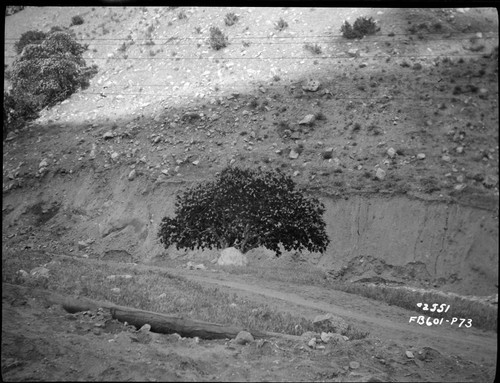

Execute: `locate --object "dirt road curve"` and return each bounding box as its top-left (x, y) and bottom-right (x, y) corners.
top-left (156, 265), bottom-right (496, 365)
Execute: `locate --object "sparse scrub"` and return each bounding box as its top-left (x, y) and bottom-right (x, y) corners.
top-left (117, 42), bottom-right (128, 52)
top-left (275, 18), bottom-right (288, 32)
top-left (194, 26), bottom-right (202, 34)
top-left (341, 16), bottom-right (379, 39)
top-left (208, 27), bottom-right (228, 51)
top-left (70, 15), bottom-right (84, 26)
top-left (366, 124), bottom-right (382, 135)
top-left (178, 11), bottom-right (187, 20)
top-left (304, 43), bottom-right (322, 55)
top-left (249, 98), bottom-right (259, 108)
top-left (225, 12), bottom-right (239, 26)
top-left (314, 111), bottom-right (326, 121)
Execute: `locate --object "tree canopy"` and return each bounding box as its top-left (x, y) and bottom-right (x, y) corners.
top-left (158, 166), bottom-right (330, 256)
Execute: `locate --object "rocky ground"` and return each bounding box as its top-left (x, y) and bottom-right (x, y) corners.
top-left (2, 6), bottom-right (498, 382)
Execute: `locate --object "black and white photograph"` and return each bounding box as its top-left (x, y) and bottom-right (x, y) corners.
top-left (2, 5), bottom-right (498, 382)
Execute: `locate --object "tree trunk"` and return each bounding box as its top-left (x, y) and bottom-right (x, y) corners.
top-left (110, 307), bottom-right (267, 340)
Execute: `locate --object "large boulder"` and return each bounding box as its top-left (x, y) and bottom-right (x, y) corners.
top-left (218, 247), bottom-right (248, 266)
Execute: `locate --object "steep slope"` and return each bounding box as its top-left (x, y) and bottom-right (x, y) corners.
top-left (3, 6), bottom-right (499, 295)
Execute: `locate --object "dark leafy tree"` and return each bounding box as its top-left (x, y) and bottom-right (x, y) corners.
top-left (158, 166), bottom-right (330, 256)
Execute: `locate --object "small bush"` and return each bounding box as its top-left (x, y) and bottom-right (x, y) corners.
top-left (314, 111), bottom-right (326, 121)
top-left (304, 43), bottom-right (322, 54)
top-left (275, 18), bottom-right (288, 32)
top-left (208, 27), bottom-right (228, 51)
top-left (6, 6), bottom-right (25, 16)
top-left (341, 16), bottom-right (378, 39)
top-left (178, 11), bottom-right (187, 20)
top-left (117, 42), bottom-right (127, 52)
top-left (225, 12), bottom-right (239, 26)
top-left (70, 15), bottom-right (84, 26)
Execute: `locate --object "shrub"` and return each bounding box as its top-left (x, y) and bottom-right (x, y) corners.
top-left (178, 11), bottom-right (187, 20)
top-left (158, 166), bottom-right (330, 256)
top-left (275, 18), bottom-right (288, 31)
top-left (208, 27), bottom-right (228, 50)
top-left (6, 6), bottom-right (25, 16)
top-left (304, 43), bottom-right (322, 55)
top-left (14, 30), bottom-right (47, 55)
top-left (70, 15), bottom-right (84, 26)
top-left (341, 16), bottom-right (378, 39)
top-left (225, 12), bottom-right (239, 26)
top-left (7, 31), bottom-right (98, 126)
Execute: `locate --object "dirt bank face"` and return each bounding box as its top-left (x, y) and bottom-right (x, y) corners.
top-left (3, 167), bottom-right (498, 296)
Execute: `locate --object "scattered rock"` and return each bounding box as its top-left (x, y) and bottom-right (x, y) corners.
top-left (442, 155), bottom-right (451, 162)
top-left (158, 293), bottom-right (167, 299)
top-left (103, 131), bottom-right (114, 139)
top-left (39, 159), bottom-right (49, 169)
top-left (302, 79), bottom-right (321, 92)
top-left (111, 288), bottom-right (121, 294)
top-left (405, 350), bottom-right (415, 359)
top-left (139, 324), bottom-right (151, 332)
top-left (417, 153), bottom-right (426, 160)
top-left (312, 313), bottom-right (348, 333)
top-left (322, 148), bottom-right (334, 159)
top-left (349, 361), bottom-right (360, 370)
top-left (217, 247), bottom-right (248, 266)
top-left (347, 48), bottom-right (359, 58)
top-left (308, 338), bottom-right (317, 348)
top-left (128, 169), bottom-right (137, 181)
top-left (78, 240), bottom-right (90, 250)
top-left (234, 331), bottom-right (254, 345)
top-left (30, 267), bottom-right (50, 278)
top-left (387, 147), bottom-right (396, 159)
top-left (320, 332), bottom-right (346, 344)
top-left (483, 175), bottom-right (498, 188)
top-left (298, 114), bottom-right (316, 126)
top-left (375, 168), bottom-right (386, 181)
top-left (456, 146), bottom-right (464, 154)
top-left (289, 148), bottom-right (300, 159)
top-left (301, 331), bottom-right (318, 340)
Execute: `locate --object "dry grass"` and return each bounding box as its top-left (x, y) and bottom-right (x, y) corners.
top-left (2, 250), bottom-right (364, 338)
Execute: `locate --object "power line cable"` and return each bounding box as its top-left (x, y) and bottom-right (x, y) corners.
top-left (5, 52), bottom-right (492, 61)
top-left (4, 30), bottom-right (497, 43)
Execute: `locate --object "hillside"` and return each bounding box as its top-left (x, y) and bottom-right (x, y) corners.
top-left (2, 6), bottom-right (499, 382)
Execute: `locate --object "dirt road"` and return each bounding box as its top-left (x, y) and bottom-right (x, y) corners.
top-left (151, 264), bottom-right (496, 366)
